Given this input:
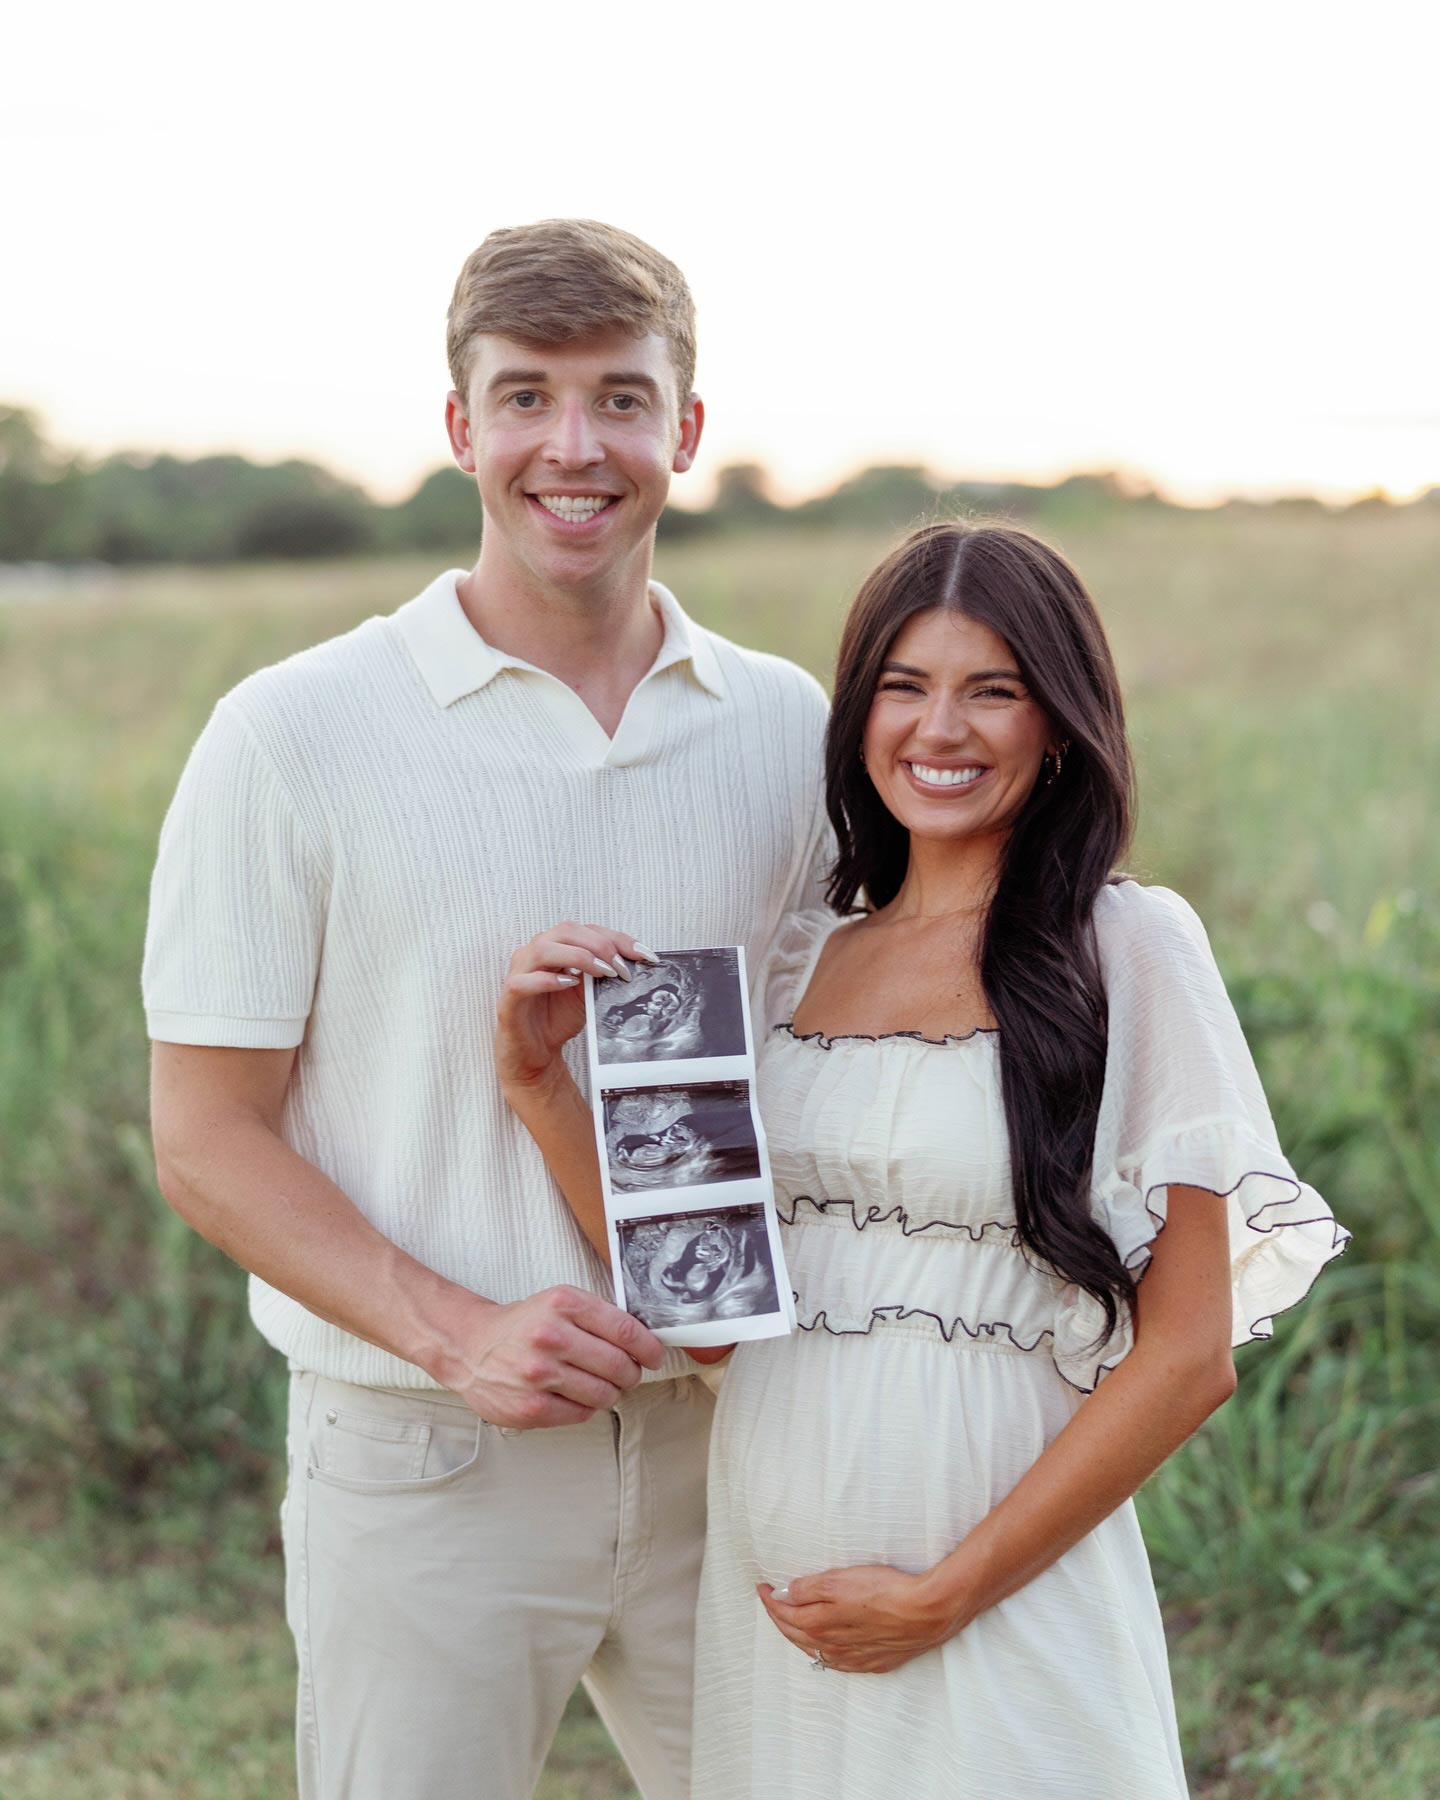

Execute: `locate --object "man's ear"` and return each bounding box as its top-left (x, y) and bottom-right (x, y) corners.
top-left (445, 389), bottom-right (477, 474)
top-left (671, 393), bottom-right (705, 475)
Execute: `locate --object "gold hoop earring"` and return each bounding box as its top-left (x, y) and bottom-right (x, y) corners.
top-left (1045, 740), bottom-right (1070, 786)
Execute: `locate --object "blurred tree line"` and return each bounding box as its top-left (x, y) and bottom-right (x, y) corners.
top-left (2, 403), bottom-right (1427, 566)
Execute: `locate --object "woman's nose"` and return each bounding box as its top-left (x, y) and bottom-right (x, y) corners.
top-left (914, 694), bottom-right (971, 745)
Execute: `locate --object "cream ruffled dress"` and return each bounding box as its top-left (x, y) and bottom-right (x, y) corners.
top-left (691, 882), bottom-right (1348, 1800)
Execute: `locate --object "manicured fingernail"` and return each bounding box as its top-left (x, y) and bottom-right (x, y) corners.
top-left (566, 967), bottom-right (583, 977)
top-left (614, 954), bottom-right (632, 982)
top-left (556, 975), bottom-right (579, 987)
top-left (632, 943), bottom-right (661, 965)
top-left (593, 958), bottom-right (618, 977)
top-left (771, 1584), bottom-right (790, 1601)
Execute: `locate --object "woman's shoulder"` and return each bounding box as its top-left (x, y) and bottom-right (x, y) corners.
top-left (1090, 878), bottom-right (1238, 1031)
top-left (1090, 878), bottom-right (1224, 999)
top-left (756, 906), bottom-right (854, 1021)
top-left (763, 905), bottom-right (852, 970)
top-left (1091, 878), bottom-right (1210, 956)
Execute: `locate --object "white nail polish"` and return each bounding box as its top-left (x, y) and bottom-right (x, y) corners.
top-left (566, 967), bottom-right (583, 977)
top-left (593, 958), bottom-right (617, 977)
top-left (632, 943), bottom-right (661, 965)
top-left (771, 1584), bottom-right (790, 1602)
top-left (556, 975), bottom-right (579, 987)
top-left (614, 954), bottom-right (632, 982)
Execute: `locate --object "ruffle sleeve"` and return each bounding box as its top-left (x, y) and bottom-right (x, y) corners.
top-left (1053, 882), bottom-right (1350, 1390)
top-left (752, 906), bottom-right (846, 1033)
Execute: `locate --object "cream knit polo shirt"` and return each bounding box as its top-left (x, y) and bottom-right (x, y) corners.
top-left (143, 570), bottom-right (832, 1389)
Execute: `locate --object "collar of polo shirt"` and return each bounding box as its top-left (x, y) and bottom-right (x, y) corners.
top-left (395, 570), bottom-right (727, 711)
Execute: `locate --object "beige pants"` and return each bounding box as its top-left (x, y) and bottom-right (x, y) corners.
top-left (281, 1369), bottom-right (714, 1800)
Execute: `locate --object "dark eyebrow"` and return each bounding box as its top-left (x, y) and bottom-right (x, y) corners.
top-left (485, 368), bottom-right (549, 393)
top-left (601, 371), bottom-right (662, 395)
top-left (880, 661), bottom-right (1025, 682)
top-left (484, 368), bottom-right (663, 397)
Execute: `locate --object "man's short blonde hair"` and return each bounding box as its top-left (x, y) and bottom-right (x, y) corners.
top-left (447, 219), bottom-right (697, 409)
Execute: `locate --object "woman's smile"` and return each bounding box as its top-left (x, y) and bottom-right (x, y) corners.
top-left (901, 760), bottom-right (991, 797)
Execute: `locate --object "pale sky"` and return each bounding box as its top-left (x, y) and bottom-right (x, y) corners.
top-left (7, 1), bottom-right (1437, 507)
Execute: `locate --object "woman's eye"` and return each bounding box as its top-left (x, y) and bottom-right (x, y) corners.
top-left (974, 685), bottom-right (1020, 700)
top-left (878, 679), bottom-right (921, 694)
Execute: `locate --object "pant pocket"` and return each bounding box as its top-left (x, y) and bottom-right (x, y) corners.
top-left (306, 1384), bottom-right (485, 1495)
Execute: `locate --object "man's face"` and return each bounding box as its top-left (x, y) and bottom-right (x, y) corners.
top-left (447, 328), bottom-right (703, 595)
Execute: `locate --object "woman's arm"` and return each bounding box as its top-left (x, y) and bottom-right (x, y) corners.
top-left (761, 1184), bottom-right (1236, 1672)
top-left (495, 924), bottom-right (735, 1365)
top-left (495, 921), bottom-right (654, 1262)
top-left (501, 1057), bottom-right (611, 1262)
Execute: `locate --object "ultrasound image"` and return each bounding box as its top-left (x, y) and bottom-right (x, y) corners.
top-left (616, 1205), bottom-right (781, 1328)
top-left (594, 949), bottom-right (746, 1066)
top-left (602, 1082), bottom-right (760, 1194)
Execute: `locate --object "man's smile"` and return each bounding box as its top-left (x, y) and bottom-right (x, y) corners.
top-left (531, 493), bottom-right (618, 520)
top-left (524, 492), bottom-right (621, 534)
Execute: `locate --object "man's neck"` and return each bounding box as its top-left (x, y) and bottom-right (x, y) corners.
top-left (454, 544), bottom-right (665, 736)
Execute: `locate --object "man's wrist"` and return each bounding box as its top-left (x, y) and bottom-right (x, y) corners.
top-left (391, 1254), bottom-right (500, 1392)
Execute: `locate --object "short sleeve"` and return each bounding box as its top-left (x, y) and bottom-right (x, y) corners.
top-left (770, 663), bottom-right (835, 920)
top-left (788, 795), bottom-right (838, 917)
top-left (142, 698), bottom-right (329, 1048)
top-left (1051, 881), bottom-right (1349, 1389)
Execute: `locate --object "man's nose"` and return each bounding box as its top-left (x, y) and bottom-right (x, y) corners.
top-left (543, 401), bottom-right (604, 468)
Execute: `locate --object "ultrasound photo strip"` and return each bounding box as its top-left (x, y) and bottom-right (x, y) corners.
top-left (584, 946), bottom-right (795, 1348)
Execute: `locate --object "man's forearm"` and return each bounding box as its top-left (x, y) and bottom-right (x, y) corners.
top-left (150, 1041), bottom-right (664, 1427)
top-left (155, 1110), bottom-right (489, 1387)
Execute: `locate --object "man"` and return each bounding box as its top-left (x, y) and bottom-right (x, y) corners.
top-left (143, 218), bottom-right (830, 1799)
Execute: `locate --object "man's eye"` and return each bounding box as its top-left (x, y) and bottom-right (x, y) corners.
top-left (508, 391), bottom-right (542, 409)
top-left (607, 394), bottom-right (643, 412)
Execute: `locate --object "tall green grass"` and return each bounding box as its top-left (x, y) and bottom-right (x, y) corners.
top-left (2, 507), bottom-right (1438, 1793)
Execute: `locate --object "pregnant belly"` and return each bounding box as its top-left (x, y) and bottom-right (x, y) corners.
top-left (709, 1323), bottom-right (1080, 1584)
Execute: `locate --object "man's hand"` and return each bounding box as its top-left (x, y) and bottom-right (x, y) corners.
top-left (449, 1285), bottom-right (667, 1430)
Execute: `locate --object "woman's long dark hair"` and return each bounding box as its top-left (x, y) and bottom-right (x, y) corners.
top-left (825, 521), bottom-right (1137, 1347)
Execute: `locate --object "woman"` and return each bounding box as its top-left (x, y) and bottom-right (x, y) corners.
top-left (494, 522), bottom-right (1348, 1798)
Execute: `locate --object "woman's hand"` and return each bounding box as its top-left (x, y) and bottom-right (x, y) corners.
top-left (495, 922), bottom-right (659, 1092)
top-left (757, 1563), bottom-right (967, 1674)
top-left (496, 924), bottom-right (735, 1369)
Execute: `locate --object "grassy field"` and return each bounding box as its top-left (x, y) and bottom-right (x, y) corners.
top-left (2, 506), bottom-right (1438, 1795)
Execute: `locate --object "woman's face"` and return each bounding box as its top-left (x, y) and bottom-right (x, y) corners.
top-left (861, 608), bottom-right (1055, 847)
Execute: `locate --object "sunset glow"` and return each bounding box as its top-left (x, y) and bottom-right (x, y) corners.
top-left (8, 1), bottom-right (1435, 508)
